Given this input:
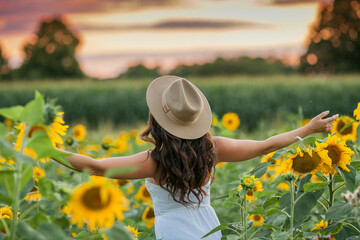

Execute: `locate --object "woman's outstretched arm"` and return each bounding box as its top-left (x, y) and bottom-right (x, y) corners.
top-left (213, 111), bottom-right (339, 163)
top-left (52, 150), bottom-right (156, 179)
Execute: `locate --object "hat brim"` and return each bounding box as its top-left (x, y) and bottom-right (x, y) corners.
top-left (146, 75), bottom-right (212, 140)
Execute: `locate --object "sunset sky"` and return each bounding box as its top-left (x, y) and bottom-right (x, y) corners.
top-left (0, 0), bottom-right (329, 78)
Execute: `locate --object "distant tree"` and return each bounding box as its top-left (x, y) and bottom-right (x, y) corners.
top-left (0, 44), bottom-right (11, 80)
top-left (14, 17), bottom-right (84, 79)
top-left (299, 0), bottom-right (360, 73)
top-left (169, 57), bottom-right (294, 77)
top-left (118, 64), bottom-right (160, 79)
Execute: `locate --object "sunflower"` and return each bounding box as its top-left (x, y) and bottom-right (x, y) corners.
top-left (24, 186), bottom-right (41, 201)
top-left (281, 146), bottom-right (331, 175)
top-left (311, 219), bottom-right (328, 231)
top-left (79, 145), bottom-right (100, 158)
top-left (119, 131), bottom-right (131, 141)
top-left (0, 206), bottom-right (13, 219)
top-left (142, 205), bottom-right (155, 228)
top-left (126, 225), bottom-right (139, 239)
top-left (238, 179), bottom-right (263, 203)
top-left (62, 181), bottom-right (129, 229)
top-left (113, 138), bottom-right (129, 154)
top-left (316, 134), bottom-right (354, 175)
top-left (260, 152), bottom-right (283, 182)
top-left (221, 112), bottom-right (240, 131)
top-left (47, 112), bottom-right (69, 146)
top-left (331, 116), bottom-right (358, 142)
top-left (354, 102), bottom-right (360, 121)
top-left (211, 116), bottom-right (218, 126)
top-left (216, 162), bottom-right (227, 168)
top-left (249, 214), bottom-right (264, 227)
top-left (300, 118), bottom-right (311, 127)
top-left (276, 182), bottom-right (290, 191)
top-left (240, 175), bottom-right (256, 189)
top-left (73, 124), bottom-right (86, 142)
top-left (33, 167), bottom-right (45, 182)
top-left (135, 136), bottom-right (147, 146)
top-left (135, 184), bottom-right (152, 204)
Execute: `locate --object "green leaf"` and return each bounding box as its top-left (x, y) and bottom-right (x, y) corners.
top-left (202, 223), bottom-right (229, 238)
top-left (279, 192), bottom-right (290, 210)
top-left (271, 231), bottom-right (291, 240)
top-left (253, 190), bottom-right (276, 198)
top-left (296, 173), bottom-right (312, 193)
top-left (104, 167), bottom-right (137, 178)
top-left (303, 181), bottom-right (329, 192)
top-left (37, 222), bottom-right (69, 240)
top-left (270, 174), bottom-right (286, 185)
top-left (351, 161), bottom-right (360, 171)
top-left (38, 177), bottom-right (55, 199)
top-left (74, 231), bottom-right (92, 240)
top-left (303, 136), bottom-right (317, 146)
top-left (248, 207), bottom-right (265, 215)
top-left (0, 122), bottom-right (7, 137)
top-left (0, 105), bottom-right (24, 122)
top-left (20, 164), bottom-right (34, 190)
top-left (294, 191), bottom-right (322, 221)
top-left (0, 170), bottom-right (14, 198)
top-left (0, 138), bottom-right (35, 165)
top-left (16, 222), bottom-right (47, 240)
top-left (335, 165), bottom-right (356, 192)
top-left (20, 92), bottom-right (44, 125)
top-left (272, 149), bottom-right (291, 160)
top-left (323, 222), bottom-right (343, 235)
top-left (265, 208), bottom-right (286, 217)
top-left (222, 195), bottom-right (238, 209)
top-left (104, 222), bottom-right (135, 240)
top-left (325, 202), bottom-right (352, 221)
top-left (262, 196), bottom-right (279, 209)
top-left (249, 162), bottom-right (268, 178)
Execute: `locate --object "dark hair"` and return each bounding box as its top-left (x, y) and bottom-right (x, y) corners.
top-left (140, 113), bottom-right (216, 207)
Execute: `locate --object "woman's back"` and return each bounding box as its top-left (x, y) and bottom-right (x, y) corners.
top-left (145, 178), bottom-right (222, 240)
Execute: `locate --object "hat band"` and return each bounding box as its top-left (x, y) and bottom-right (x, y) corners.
top-left (161, 94), bottom-right (198, 126)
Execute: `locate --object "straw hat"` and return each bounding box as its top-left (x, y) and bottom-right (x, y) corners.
top-left (146, 75), bottom-right (212, 139)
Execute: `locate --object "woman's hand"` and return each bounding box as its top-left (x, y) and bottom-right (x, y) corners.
top-left (307, 110), bottom-right (339, 133)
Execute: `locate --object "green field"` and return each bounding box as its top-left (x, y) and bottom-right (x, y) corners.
top-left (1, 74), bottom-right (359, 131)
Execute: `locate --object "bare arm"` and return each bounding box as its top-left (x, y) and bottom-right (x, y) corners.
top-left (214, 111), bottom-right (339, 163)
top-left (53, 150), bottom-right (156, 179)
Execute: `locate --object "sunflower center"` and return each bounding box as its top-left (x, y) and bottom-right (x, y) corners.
top-left (146, 208), bottom-right (155, 219)
top-left (254, 215), bottom-right (261, 221)
top-left (228, 120), bottom-right (233, 124)
top-left (326, 145), bottom-right (341, 165)
top-left (247, 189), bottom-right (254, 197)
top-left (82, 187), bottom-right (112, 210)
top-left (142, 188), bottom-right (151, 198)
top-left (75, 130), bottom-right (80, 137)
top-left (292, 152), bottom-right (320, 173)
top-left (337, 120), bottom-right (352, 135)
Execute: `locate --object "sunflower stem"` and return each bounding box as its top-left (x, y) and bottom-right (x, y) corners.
top-left (19, 202), bottom-right (39, 221)
top-left (243, 198), bottom-right (248, 240)
top-left (289, 179), bottom-right (295, 240)
top-left (9, 125), bottom-right (29, 240)
top-left (328, 174), bottom-right (334, 208)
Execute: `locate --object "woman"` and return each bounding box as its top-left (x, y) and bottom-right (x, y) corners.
top-left (54, 76), bottom-right (338, 240)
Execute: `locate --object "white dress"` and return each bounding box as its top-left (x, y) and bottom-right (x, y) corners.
top-left (145, 179), bottom-right (222, 240)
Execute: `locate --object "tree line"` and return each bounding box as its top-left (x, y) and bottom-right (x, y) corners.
top-left (0, 0), bottom-right (359, 81)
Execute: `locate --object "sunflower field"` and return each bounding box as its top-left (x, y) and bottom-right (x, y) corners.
top-left (0, 92), bottom-right (360, 240)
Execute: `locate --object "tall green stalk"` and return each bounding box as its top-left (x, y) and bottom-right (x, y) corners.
top-left (289, 179), bottom-right (295, 240)
top-left (9, 125), bottom-right (28, 240)
top-left (328, 174), bottom-right (334, 208)
top-left (244, 198), bottom-right (248, 240)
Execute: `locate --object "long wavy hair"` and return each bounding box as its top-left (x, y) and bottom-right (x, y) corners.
top-left (140, 113), bottom-right (216, 207)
